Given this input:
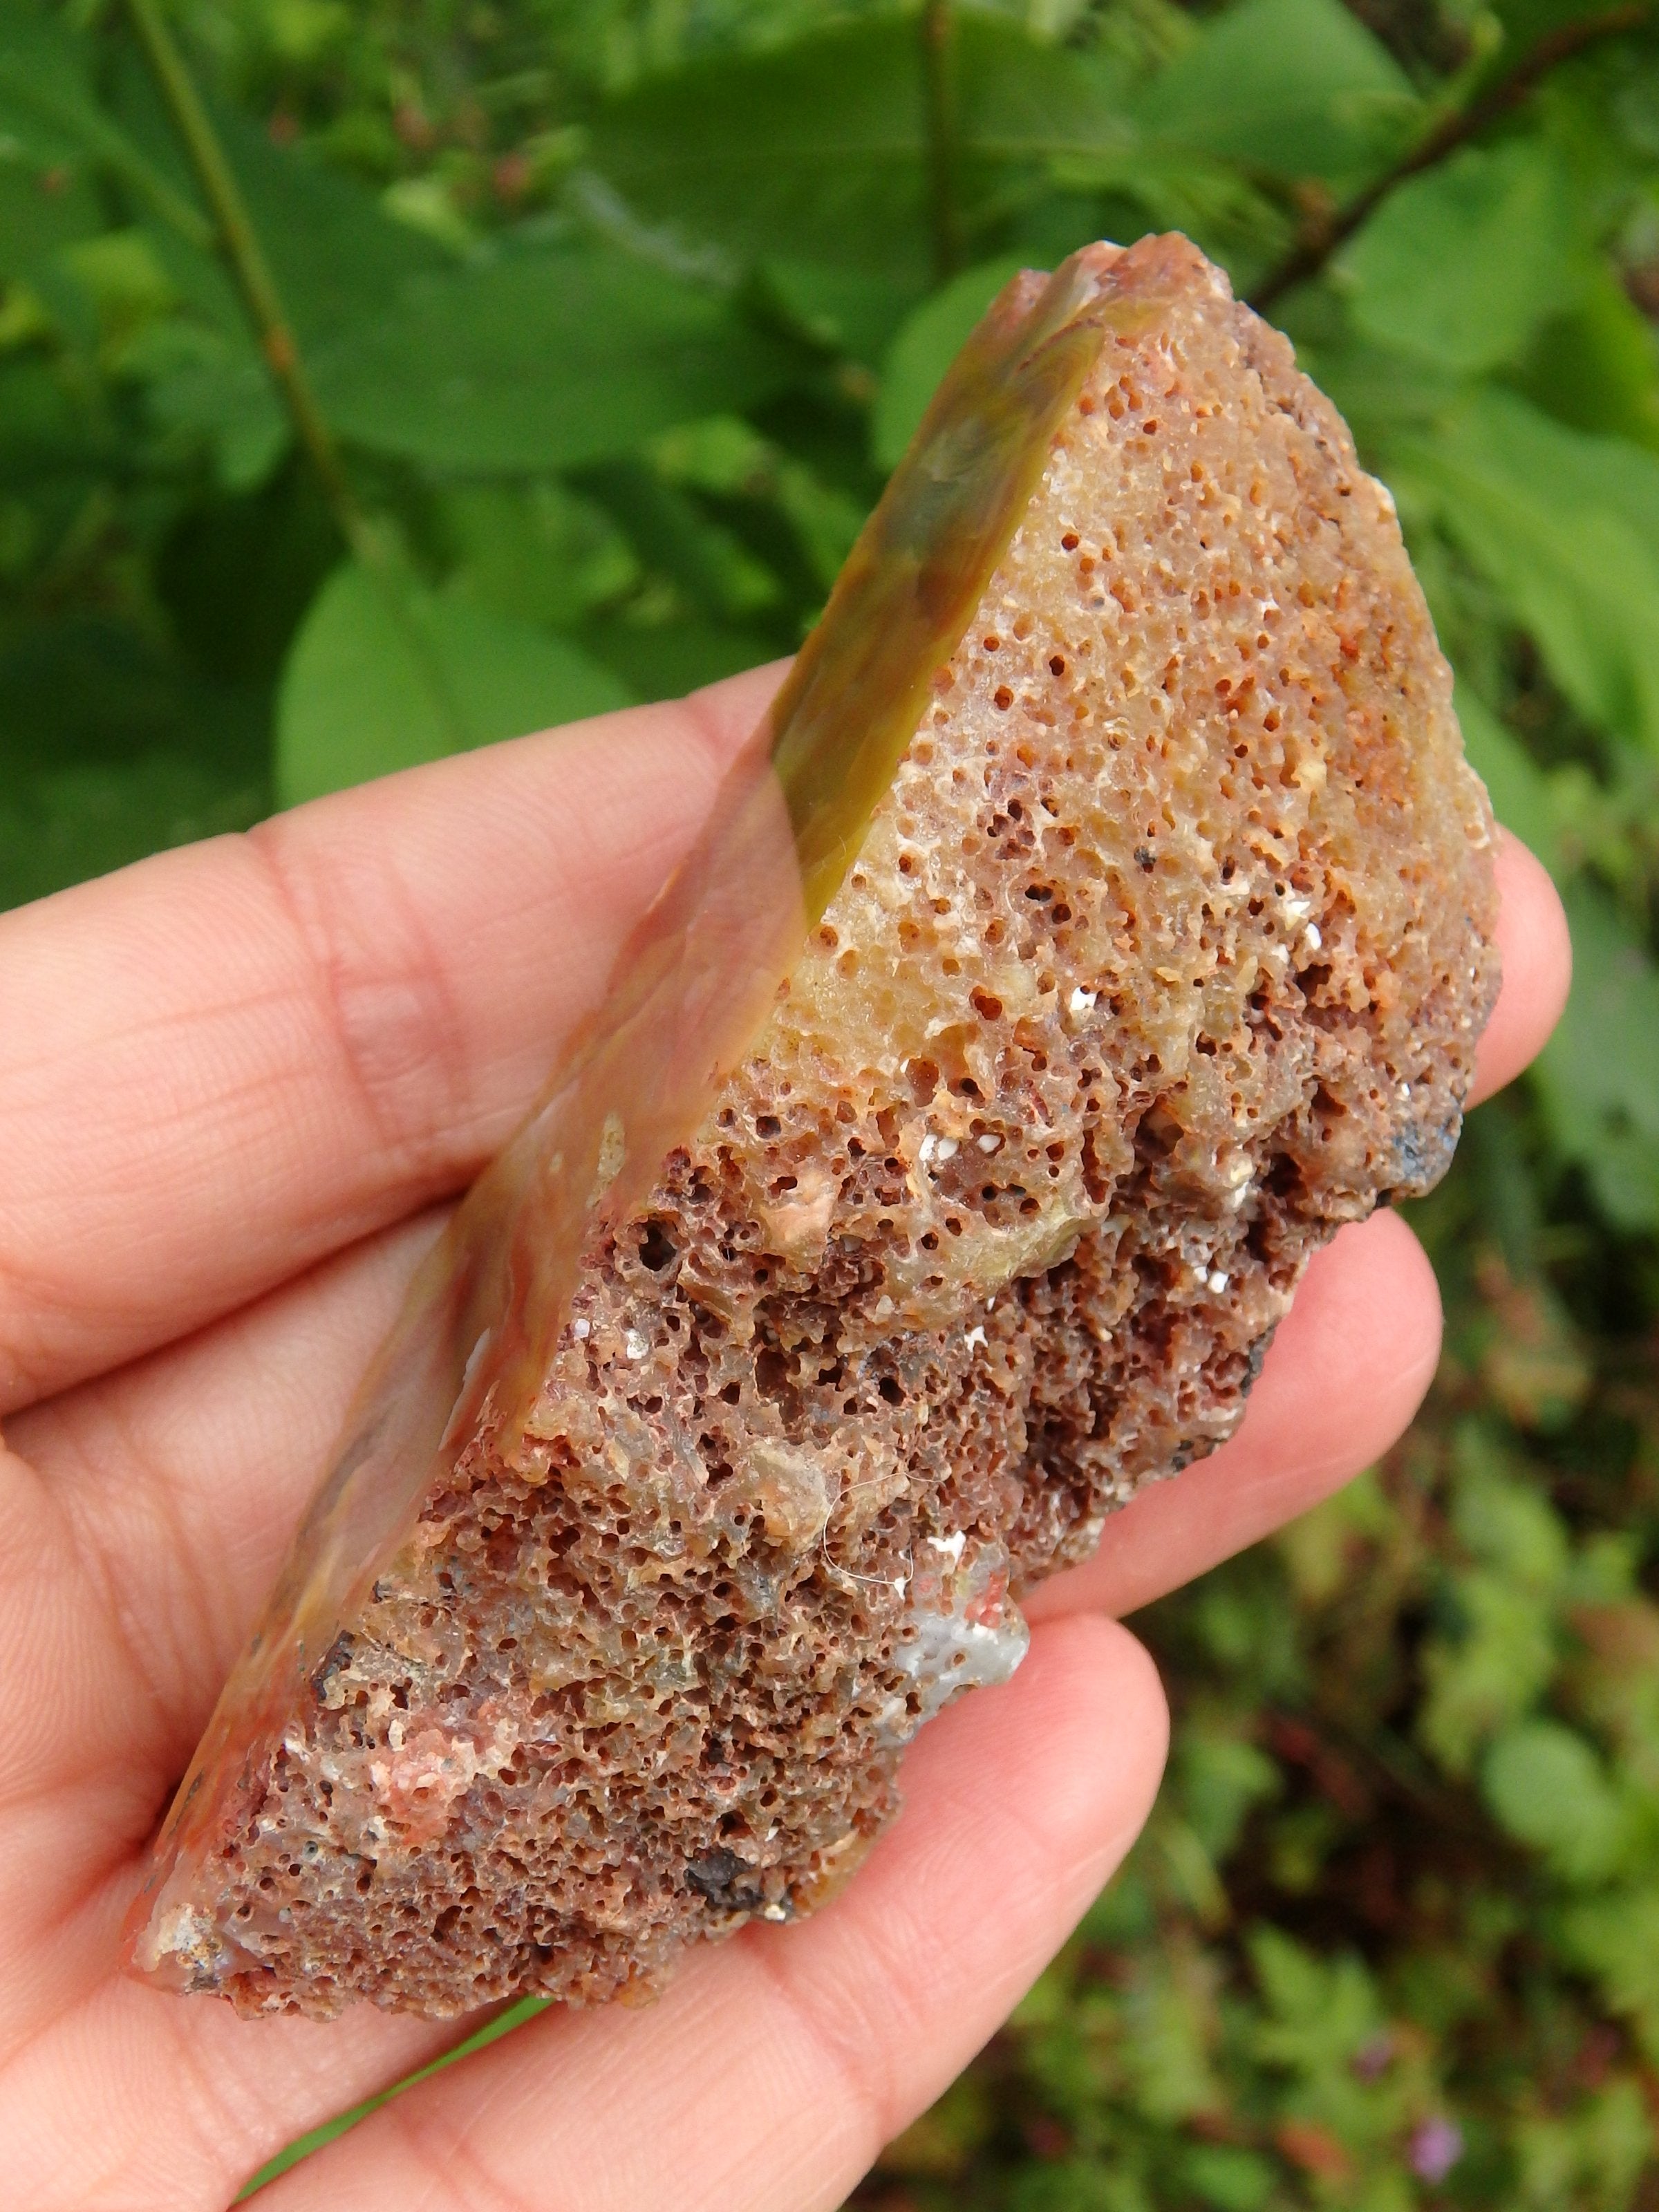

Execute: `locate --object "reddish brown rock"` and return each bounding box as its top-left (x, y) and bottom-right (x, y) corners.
top-left (129, 234), bottom-right (1497, 2018)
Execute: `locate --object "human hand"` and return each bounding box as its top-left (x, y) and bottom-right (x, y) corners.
top-left (0, 663), bottom-right (1569, 2209)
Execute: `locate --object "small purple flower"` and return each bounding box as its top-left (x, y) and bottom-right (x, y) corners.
top-left (1409, 2117), bottom-right (1465, 2184)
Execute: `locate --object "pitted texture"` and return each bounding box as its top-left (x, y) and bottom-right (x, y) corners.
top-left (181, 235), bottom-right (1498, 2018)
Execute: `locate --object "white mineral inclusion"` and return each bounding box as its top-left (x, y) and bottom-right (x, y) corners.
top-left (883, 1536), bottom-right (1029, 1743)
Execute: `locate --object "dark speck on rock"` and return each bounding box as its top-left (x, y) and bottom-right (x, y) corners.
top-left (686, 1848), bottom-right (764, 1913)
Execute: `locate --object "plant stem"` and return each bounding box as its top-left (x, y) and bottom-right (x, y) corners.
top-left (120, 0), bottom-right (363, 545)
top-left (921, 0), bottom-right (962, 285)
top-left (1250, 2), bottom-right (1651, 312)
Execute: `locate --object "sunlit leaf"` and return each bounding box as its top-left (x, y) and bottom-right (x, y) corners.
top-left (574, 456), bottom-right (784, 620)
top-left (439, 480), bottom-right (639, 633)
top-left (587, 12), bottom-right (1125, 285)
top-left (1134, 0), bottom-right (1418, 187)
top-left (275, 559), bottom-right (632, 805)
top-left (1482, 1718), bottom-right (1627, 1882)
top-left (1403, 391), bottom-right (1659, 756)
top-left (312, 245), bottom-right (795, 472)
top-left (1339, 141), bottom-right (1582, 375)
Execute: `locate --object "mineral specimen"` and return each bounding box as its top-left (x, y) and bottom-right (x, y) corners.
top-left (126, 234), bottom-right (1499, 2019)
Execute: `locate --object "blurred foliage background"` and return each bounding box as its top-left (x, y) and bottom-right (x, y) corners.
top-left (3, 0), bottom-right (1659, 2202)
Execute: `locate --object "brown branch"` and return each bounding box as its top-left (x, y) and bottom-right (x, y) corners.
top-left (122, 0), bottom-right (364, 547)
top-left (1250, 2), bottom-right (1652, 313)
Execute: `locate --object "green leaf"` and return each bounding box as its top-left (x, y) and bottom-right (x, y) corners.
top-left (1174, 1724), bottom-right (1280, 1859)
top-left (0, 615), bottom-right (270, 909)
top-left (105, 68), bottom-right (446, 344)
top-left (587, 12), bottom-right (1126, 287)
top-left (0, 348), bottom-right (107, 475)
top-left (1419, 1437), bottom-right (1569, 1771)
top-left (1562, 1888), bottom-right (1659, 2062)
top-left (439, 480), bottom-right (639, 632)
top-left (0, 749), bottom-right (266, 909)
top-left (579, 612), bottom-right (775, 704)
top-left (1180, 2144), bottom-right (1275, 2212)
top-left (1046, 149), bottom-right (1291, 297)
top-left (1453, 682), bottom-right (1561, 879)
top-left (1532, 879), bottom-right (1659, 1232)
top-left (1481, 1718), bottom-right (1625, 1882)
top-left (1249, 1926), bottom-right (1383, 2070)
top-left (1338, 141), bottom-right (1581, 376)
top-left (126, 99), bottom-right (438, 495)
top-left (312, 245), bottom-right (794, 472)
top-left (1450, 1428), bottom-right (1571, 1588)
top-left (140, 325), bottom-right (289, 491)
top-left (0, 0), bottom-right (211, 247)
top-left (872, 256), bottom-right (1027, 470)
top-left (751, 256), bottom-right (929, 367)
top-left (1403, 391), bottom-right (1659, 756)
top-left (215, 98), bottom-right (449, 339)
top-left (574, 457), bottom-right (783, 621)
top-left (1134, 0), bottom-right (1418, 188)
top-left (1118, 1949), bottom-right (1226, 2124)
top-left (1185, 2141), bottom-right (1274, 2212)
top-left (1512, 264), bottom-right (1659, 452)
top-left (0, 153), bottom-right (105, 284)
top-left (647, 417), bottom-right (869, 595)
top-left (1514, 2080), bottom-right (1653, 2209)
top-left (118, 86), bottom-right (448, 487)
top-left (275, 559), bottom-right (632, 805)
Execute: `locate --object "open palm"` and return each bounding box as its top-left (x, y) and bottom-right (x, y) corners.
top-left (0, 664), bottom-right (1569, 2210)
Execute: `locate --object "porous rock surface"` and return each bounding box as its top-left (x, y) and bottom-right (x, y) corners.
top-left (192, 235), bottom-right (1499, 2016)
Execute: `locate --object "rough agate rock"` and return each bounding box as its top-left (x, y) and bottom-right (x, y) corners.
top-left (128, 234), bottom-right (1498, 2017)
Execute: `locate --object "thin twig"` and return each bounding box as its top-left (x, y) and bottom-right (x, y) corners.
top-left (120, 0), bottom-right (363, 545)
top-left (921, 0), bottom-right (961, 285)
top-left (1250, 2), bottom-right (1652, 312)
top-left (120, 0), bottom-right (476, 755)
